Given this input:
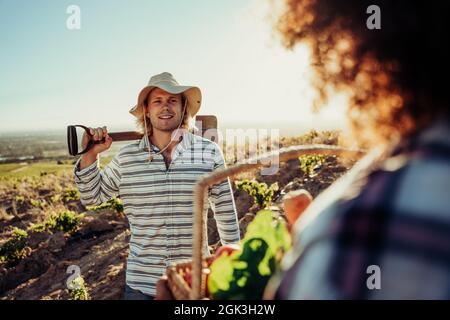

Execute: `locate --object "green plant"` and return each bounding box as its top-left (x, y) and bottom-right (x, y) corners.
top-left (46, 210), bottom-right (83, 234)
top-left (235, 180), bottom-right (279, 210)
top-left (68, 276), bottom-right (90, 300)
top-left (64, 188), bottom-right (80, 202)
top-left (303, 129), bottom-right (320, 143)
top-left (29, 222), bottom-right (47, 233)
top-left (87, 197), bottom-right (123, 214)
top-left (208, 210), bottom-right (291, 299)
top-left (30, 199), bottom-right (46, 209)
top-left (30, 179), bottom-right (43, 190)
top-left (14, 195), bottom-right (25, 204)
top-left (299, 154), bottom-right (326, 177)
top-left (29, 210), bottom-right (83, 235)
top-left (50, 194), bottom-right (61, 203)
top-left (0, 227), bottom-right (29, 264)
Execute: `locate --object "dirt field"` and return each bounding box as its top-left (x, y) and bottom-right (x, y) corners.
top-left (0, 132), bottom-right (357, 300)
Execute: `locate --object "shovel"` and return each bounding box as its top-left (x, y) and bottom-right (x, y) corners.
top-left (67, 115), bottom-right (218, 156)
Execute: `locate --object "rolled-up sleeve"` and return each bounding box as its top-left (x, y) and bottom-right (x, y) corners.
top-left (73, 153), bottom-right (121, 207)
top-left (208, 145), bottom-right (240, 245)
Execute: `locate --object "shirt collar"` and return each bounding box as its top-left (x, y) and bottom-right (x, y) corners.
top-left (416, 119), bottom-right (450, 149)
top-left (392, 119), bottom-right (450, 155)
top-left (138, 130), bottom-right (194, 154)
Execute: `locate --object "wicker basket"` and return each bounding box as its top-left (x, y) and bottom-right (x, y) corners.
top-left (167, 257), bottom-right (213, 300)
top-left (165, 144), bottom-right (365, 299)
top-left (166, 260), bottom-right (192, 300)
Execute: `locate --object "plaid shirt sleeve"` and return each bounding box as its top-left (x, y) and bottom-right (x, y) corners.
top-left (269, 126), bottom-right (450, 299)
top-left (208, 144), bottom-right (241, 245)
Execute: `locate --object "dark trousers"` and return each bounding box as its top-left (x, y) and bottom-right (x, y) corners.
top-left (123, 284), bottom-right (155, 300)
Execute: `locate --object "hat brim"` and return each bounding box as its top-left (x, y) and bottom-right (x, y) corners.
top-left (129, 83), bottom-right (201, 118)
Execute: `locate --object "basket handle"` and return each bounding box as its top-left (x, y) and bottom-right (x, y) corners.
top-left (190, 144), bottom-right (365, 299)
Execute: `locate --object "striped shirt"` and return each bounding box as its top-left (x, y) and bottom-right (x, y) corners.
top-left (73, 131), bottom-right (240, 296)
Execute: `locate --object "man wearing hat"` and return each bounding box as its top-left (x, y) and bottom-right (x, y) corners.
top-left (73, 72), bottom-right (241, 299)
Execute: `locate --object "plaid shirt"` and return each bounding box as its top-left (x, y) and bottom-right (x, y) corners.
top-left (74, 131), bottom-right (240, 296)
top-left (269, 120), bottom-right (450, 299)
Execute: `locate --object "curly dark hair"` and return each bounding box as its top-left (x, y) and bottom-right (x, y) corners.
top-left (277, 0), bottom-right (450, 146)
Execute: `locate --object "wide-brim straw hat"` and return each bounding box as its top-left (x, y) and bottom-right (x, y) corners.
top-left (129, 72), bottom-right (202, 118)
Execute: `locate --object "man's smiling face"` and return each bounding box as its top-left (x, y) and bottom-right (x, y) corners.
top-left (146, 88), bottom-right (184, 133)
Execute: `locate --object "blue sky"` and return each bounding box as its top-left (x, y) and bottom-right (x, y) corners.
top-left (0, 0), bottom-right (348, 133)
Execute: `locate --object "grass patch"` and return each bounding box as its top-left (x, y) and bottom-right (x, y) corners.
top-left (0, 161), bottom-right (73, 179)
top-left (0, 156), bottom-right (114, 180)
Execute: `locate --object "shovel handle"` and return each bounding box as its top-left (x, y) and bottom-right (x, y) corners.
top-left (75, 125), bottom-right (143, 141)
top-left (67, 125), bottom-right (144, 156)
top-left (107, 131), bottom-right (143, 141)
top-left (68, 115), bottom-right (217, 156)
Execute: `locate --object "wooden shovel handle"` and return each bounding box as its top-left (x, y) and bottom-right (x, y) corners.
top-left (107, 131), bottom-right (143, 141)
top-left (94, 115), bottom-right (217, 142)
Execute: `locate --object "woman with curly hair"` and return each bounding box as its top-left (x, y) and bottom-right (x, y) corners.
top-left (265, 0), bottom-right (450, 299)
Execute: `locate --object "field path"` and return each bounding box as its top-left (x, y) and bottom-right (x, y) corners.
top-left (10, 166), bottom-right (27, 173)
